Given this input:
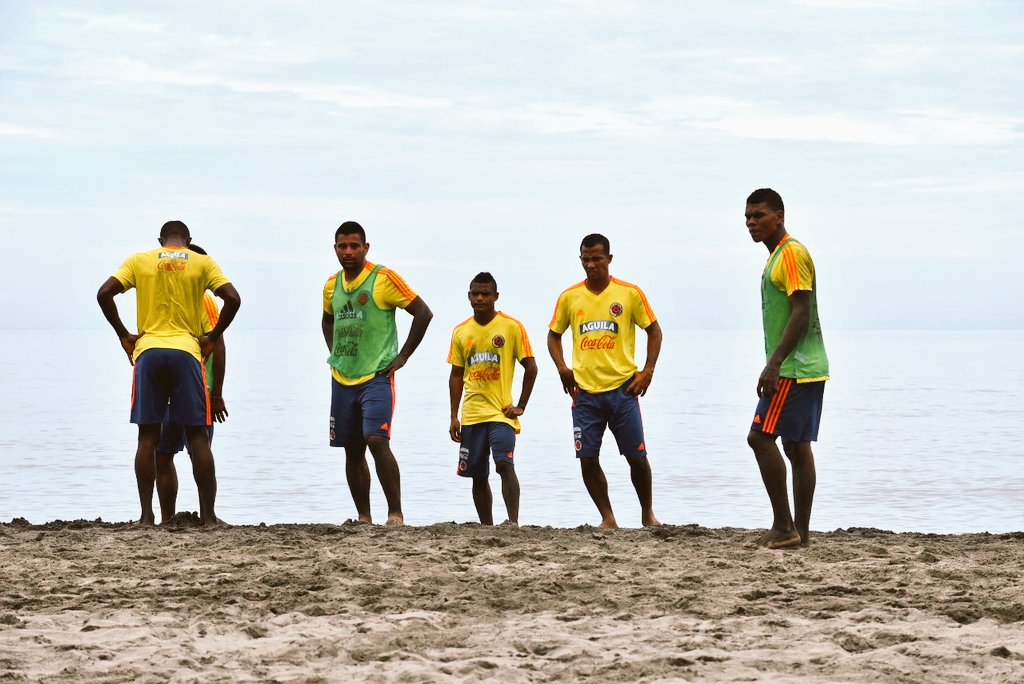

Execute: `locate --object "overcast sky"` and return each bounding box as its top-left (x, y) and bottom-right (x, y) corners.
top-left (1, 0), bottom-right (1021, 334)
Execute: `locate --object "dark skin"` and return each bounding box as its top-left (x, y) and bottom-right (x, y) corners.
top-left (546, 243), bottom-right (662, 529)
top-left (448, 281), bottom-right (538, 525)
top-left (96, 233), bottom-right (241, 527)
top-left (322, 231), bottom-right (433, 526)
top-left (744, 201), bottom-right (817, 548)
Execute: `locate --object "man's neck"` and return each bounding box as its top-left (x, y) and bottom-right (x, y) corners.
top-left (474, 310), bottom-right (498, 326)
top-left (764, 228), bottom-right (788, 254)
top-left (342, 263), bottom-right (365, 282)
top-left (586, 276), bottom-right (611, 294)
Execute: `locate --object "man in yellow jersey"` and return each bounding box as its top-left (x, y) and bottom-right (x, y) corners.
top-left (97, 221), bottom-right (241, 527)
top-left (154, 244), bottom-right (229, 524)
top-left (448, 272), bottom-right (538, 525)
top-left (745, 188), bottom-right (829, 549)
top-left (548, 234), bottom-right (663, 528)
top-left (321, 221), bottom-right (433, 526)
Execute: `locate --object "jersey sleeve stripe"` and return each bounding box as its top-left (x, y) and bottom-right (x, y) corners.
top-left (506, 315), bottom-right (534, 357)
top-left (203, 294), bottom-right (220, 328)
top-left (781, 246), bottom-right (800, 292)
top-left (383, 268), bottom-right (417, 301)
top-left (614, 278), bottom-right (657, 322)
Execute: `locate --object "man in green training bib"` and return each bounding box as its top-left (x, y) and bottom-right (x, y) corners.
top-left (745, 188), bottom-right (829, 549)
top-left (321, 221), bottom-right (433, 526)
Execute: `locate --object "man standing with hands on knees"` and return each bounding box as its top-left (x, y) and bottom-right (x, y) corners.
top-left (97, 220), bottom-right (241, 527)
top-left (322, 221), bottom-right (432, 526)
top-left (744, 188), bottom-right (829, 549)
top-left (448, 272), bottom-right (537, 526)
top-left (548, 234), bottom-right (663, 529)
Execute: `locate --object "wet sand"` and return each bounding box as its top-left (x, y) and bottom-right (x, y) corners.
top-left (1, 518), bottom-right (1023, 682)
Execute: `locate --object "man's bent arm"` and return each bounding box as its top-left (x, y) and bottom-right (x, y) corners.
top-left (628, 321), bottom-right (663, 396)
top-left (398, 296), bottom-right (433, 361)
top-left (206, 283), bottom-right (241, 341)
top-left (516, 357), bottom-right (538, 410)
top-left (381, 296), bottom-right (433, 377)
top-left (97, 277), bottom-right (136, 364)
top-left (547, 330), bottom-right (577, 396)
top-left (503, 356), bottom-right (538, 419)
top-left (757, 291), bottom-right (811, 397)
top-left (97, 277), bottom-right (130, 338)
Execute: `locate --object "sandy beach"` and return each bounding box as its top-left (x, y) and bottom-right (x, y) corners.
top-left (1, 518), bottom-right (1022, 682)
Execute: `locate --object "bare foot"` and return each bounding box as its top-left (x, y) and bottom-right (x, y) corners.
top-left (136, 513), bottom-right (155, 526)
top-left (199, 516), bottom-right (228, 529)
top-left (597, 517), bottom-right (619, 529)
top-left (357, 514), bottom-right (373, 524)
top-left (642, 513), bottom-right (662, 527)
top-left (751, 529), bottom-right (802, 550)
top-left (385, 513), bottom-right (404, 527)
top-left (499, 520), bottom-right (519, 528)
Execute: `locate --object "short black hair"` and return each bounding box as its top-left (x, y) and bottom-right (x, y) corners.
top-left (470, 272), bottom-right (497, 290)
top-left (335, 221), bottom-right (366, 243)
top-left (580, 233), bottom-right (610, 255)
top-left (746, 188), bottom-right (784, 212)
top-left (187, 243), bottom-right (208, 256)
top-left (160, 220), bottom-right (190, 240)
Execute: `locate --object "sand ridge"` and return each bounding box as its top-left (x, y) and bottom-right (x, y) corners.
top-left (1, 519), bottom-right (1023, 682)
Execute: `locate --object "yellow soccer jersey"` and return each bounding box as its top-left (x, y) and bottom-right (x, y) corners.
top-left (323, 261), bottom-right (417, 385)
top-left (448, 312), bottom-right (533, 431)
top-left (113, 247), bottom-right (231, 364)
top-left (766, 235), bottom-right (815, 295)
top-left (549, 277), bottom-right (656, 393)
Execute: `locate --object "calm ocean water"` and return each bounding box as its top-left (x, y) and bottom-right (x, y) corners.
top-left (1, 328), bottom-right (1021, 533)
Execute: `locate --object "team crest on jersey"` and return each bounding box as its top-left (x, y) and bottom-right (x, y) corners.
top-left (357, 291), bottom-right (369, 306)
top-left (609, 302), bottom-right (623, 317)
top-left (492, 334), bottom-right (505, 348)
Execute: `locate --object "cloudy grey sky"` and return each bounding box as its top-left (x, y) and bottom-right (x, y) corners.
top-left (1, 0), bottom-right (1021, 334)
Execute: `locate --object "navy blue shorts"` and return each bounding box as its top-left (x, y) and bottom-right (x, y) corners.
top-left (330, 374), bottom-right (395, 447)
top-left (457, 422), bottom-right (515, 478)
top-left (130, 349), bottom-right (209, 427)
top-left (572, 380), bottom-right (647, 459)
top-left (157, 405), bottom-right (215, 456)
top-left (752, 379), bottom-right (825, 444)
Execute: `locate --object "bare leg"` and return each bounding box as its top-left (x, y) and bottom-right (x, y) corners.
top-left (495, 461), bottom-right (519, 525)
top-left (580, 456), bottom-right (617, 528)
top-left (185, 425), bottom-right (218, 526)
top-left (472, 476), bottom-right (493, 525)
top-left (366, 435), bottom-right (403, 525)
top-left (625, 455), bottom-right (660, 526)
top-left (747, 429), bottom-right (801, 548)
top-left (783, 441), bottom-right (816, 545)
top-left (344, 437), bottom-right (372, 523)
top-left (135, 425), bottom-right (160, 525)
top-left (155, 451), bottom-right (178, 523)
